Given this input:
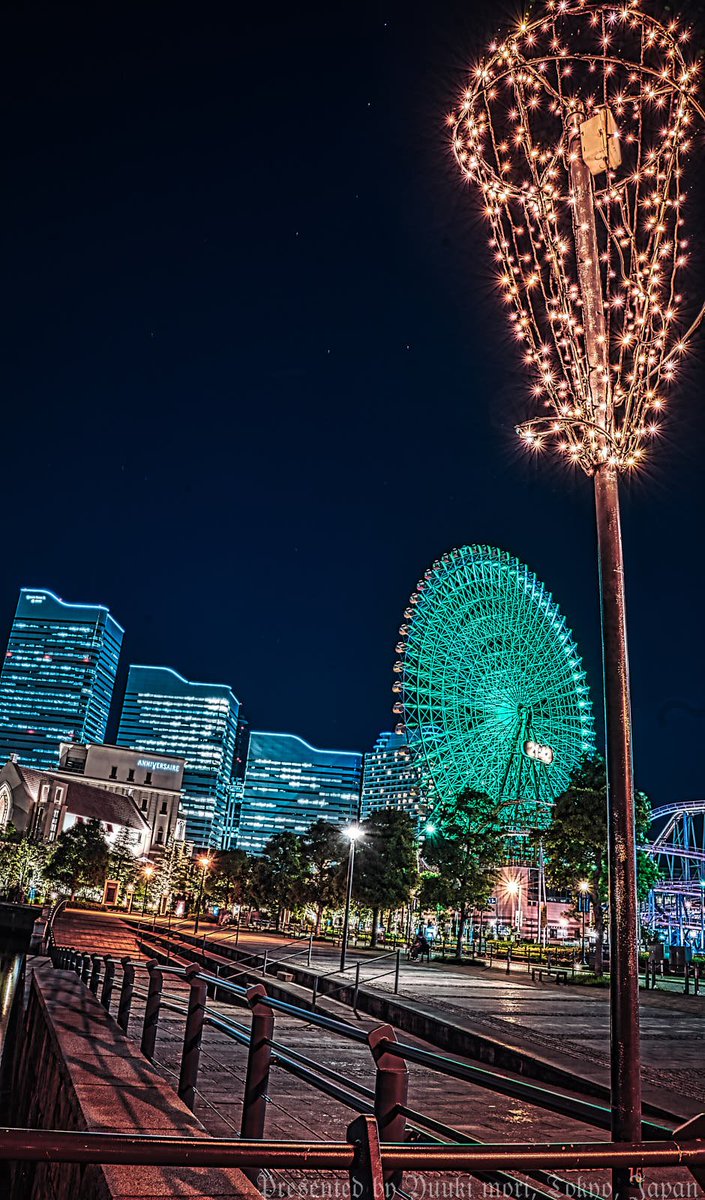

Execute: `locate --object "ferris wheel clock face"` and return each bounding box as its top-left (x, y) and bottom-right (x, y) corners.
top-left (395, 545), bottom-right (595, 831)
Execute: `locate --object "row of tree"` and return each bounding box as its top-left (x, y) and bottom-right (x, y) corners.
top-left (0, 755), bottom-right (659, 977)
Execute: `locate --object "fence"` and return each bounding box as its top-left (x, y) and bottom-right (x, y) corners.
top-left (43, 930), bottom-right (705, 1200)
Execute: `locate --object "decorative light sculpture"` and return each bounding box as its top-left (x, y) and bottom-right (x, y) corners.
top-left (449, 1), bottom-right (704, 1186)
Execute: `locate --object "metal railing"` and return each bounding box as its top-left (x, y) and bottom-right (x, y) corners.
top-left (45, 935), bottom-right (703, 1200)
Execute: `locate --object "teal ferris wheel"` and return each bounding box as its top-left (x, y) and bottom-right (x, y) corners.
top-left (394, 546), bottom-right (595, 832)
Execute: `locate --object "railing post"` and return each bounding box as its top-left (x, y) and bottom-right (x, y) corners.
top-left (367, 1024), bottom-right (408, 1191)
top-left (101, 955), bottom-right (116, 1011)
top-left (178, 964), bottom-right (208, 1111)
top-left (312, 976), bottom-right (318, 1008)
top-left (117, 957), bottom-right (136, 1032)
top-left (262, 948), bottom-right (268, 977)
top-left (241, 983), bottom-right (274, 1142)
top-left (89, 955), bottom-right (102, 996)
top-left (394, 947), bottom-right (400, 994)
top-left (81, 954), bottom-right (92, 984)
top-left (685, 965), bottom-right (690, 996)
top-left (308, 932), bottom-right (313, 967)
top-left (140, 959), bottom-right (163, 1061)
top-left (353, 962), bottom-right (361, 1014)
top-left (506, 947), bottom-right (511, 975)
top-left (346, 1115), bottom-right (385, 1200)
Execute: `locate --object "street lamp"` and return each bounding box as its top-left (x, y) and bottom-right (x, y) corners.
top-left (193, 854), bottom-right (213, 936)
top-left (340, 825), bottom-right (363, 973)
top-left (450, 11), bottom-right (704, 1184)
top-left (578, 881), bottom-right (590, 966)
top-left (506, 879), bottom-right (521, 936)
top-left (141, 865), bottom-right (154, 920)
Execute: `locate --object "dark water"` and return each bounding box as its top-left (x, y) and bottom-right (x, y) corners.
top-left (0, 951), bottom-right (23, 1060)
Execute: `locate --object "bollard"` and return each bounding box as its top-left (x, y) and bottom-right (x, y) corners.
top-left (241, 983), bottom-right (274, 1143)
top-left (353, 962), bottom-right (361, 1014)
top-left (506, 947), bottom-right (511, 976)
top-left (81, 954), bottom-right (92, 984)
top-left (368, 1024), bottom-right (408, 1191)
top-left (89, 955), bottom-right (102, 996)
top-left (117, 957), bottom-right (136, 1032)
top-left (101, 956), bottom-right (116, 1011)
top-left (394, 947), bottom-right (400, 995)
top-left (140, 960), bottom-right (164, 1061)
top-left (489, 943), bottom-right (494, 968)
top-left (178, 965), bottom-right (208, 1111)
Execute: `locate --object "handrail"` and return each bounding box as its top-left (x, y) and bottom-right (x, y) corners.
top-left (383, 1038), bottom-right (673, 1138)
top-left (0, 1128), bottom-right (702, 1171)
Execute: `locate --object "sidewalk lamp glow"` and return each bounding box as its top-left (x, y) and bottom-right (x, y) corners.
top-left (141, 864), bottom-right (154, 919)
top-left (340, 825), bottom-right (363, 973)
top-left (194, 854), bottom-right (213, 936)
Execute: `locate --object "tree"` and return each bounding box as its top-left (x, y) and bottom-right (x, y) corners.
top-left (251, 832), bottom-right (306, 928)
top-left (108, 827), bottom-right (140, 893)
top-left (45, 820), bottom-right (109, 900)
top-left (354, 810), bottom-right (419, 947)
top-left (152, 839), bottom-right (192, 909)
top-left (301, 820), bottom-right (345, 934)
top-left (207, 849), bottom-right (252, 910)
top-left (420, 789), bottom-right (505, 960)
top-left (544, 756), bottom-right (656, 976)
top-left (0, 833), bottom-right (47, 900)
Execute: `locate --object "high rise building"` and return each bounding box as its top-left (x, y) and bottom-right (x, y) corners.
top-left (361, 731), bottom-right (423, 823)
top-left (237, 732), bottom-right (362, 855)
top-left (117, 665), bottom-right (239, 848)
top-left (0, 588), bottom-right (123, 771)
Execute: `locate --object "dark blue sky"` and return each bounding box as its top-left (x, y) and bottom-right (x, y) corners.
top-left (1, 0), bottom-right (703, 805)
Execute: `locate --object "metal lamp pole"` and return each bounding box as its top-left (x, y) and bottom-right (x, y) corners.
top-left (566, 108), bottom-right (641, 1178)
top-left (340, 827), bottom-right (361, 973)
top-left (141, 867), bottom-right (154, 921)
top-left (193, 856), bottom-right (212, 937)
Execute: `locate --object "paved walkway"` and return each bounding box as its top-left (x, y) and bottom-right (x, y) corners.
top-left (148, 920), bottom-right (705, 1109)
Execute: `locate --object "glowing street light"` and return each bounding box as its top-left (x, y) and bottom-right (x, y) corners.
top-left (193, 854), bottom-right (213, 936)
top-left (141, 864), bottom-right (154, 920)
top-left (340, 825), bottom-right (364, 973)
top-left (505, 877), bottom-right (522, 934)
top-left (579, 880), bottom-right (591, 965)
top-left (449, 7), bottom-right (704, 1183)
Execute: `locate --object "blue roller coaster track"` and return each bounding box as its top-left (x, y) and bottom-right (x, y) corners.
top-left (644, 801), bottom-right (705, 947)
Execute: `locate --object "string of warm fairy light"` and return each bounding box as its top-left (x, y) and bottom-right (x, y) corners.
top-left (449, 0), bottom-right (704, 471)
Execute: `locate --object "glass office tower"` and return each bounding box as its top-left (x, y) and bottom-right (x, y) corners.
top-left (237, 731), bottom-right (362, 854)
top-left (117, 665), bottom-right (239, 848)
top-left (360, 731), bottom-right (423, 823)
top-left (0, 588), bottom-right (123, 771)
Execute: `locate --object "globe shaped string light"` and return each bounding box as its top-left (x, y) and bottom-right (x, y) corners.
top-left (449, 0), bottom-right (704, 472)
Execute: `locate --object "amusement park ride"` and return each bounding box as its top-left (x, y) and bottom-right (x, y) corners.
top-left (645, 801), bottom-right (705, 947)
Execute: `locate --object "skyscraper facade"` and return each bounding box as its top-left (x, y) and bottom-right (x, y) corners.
top-left (361, 731), bottom-right (423, 823)
top-left (0, 589), bottom-right (123, 771)
top-left (237, 732), bottom-right (362, 854)
top-left (117, 665), bottom-right (239, 848)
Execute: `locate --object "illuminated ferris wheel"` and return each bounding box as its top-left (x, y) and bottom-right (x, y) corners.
top-left (394, 545), bottom-right (595, 830)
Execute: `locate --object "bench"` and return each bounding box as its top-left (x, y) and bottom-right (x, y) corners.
top-left (531, 966), bottom-right (569, 985)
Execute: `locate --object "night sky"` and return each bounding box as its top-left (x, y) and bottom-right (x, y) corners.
top-left (2, 1), bottom-right (704, 805)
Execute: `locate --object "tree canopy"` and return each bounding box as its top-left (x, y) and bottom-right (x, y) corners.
top-left (420, 789), bottom-right (505, 959)
top-left (301, 820), bottom-right (345, 933)
top-left (251, 831), bottom-right (307, 927)
top-left (354, 809), bottom-right (419, 945)
top-left (45, 820), bottom-right (110, 899)
top-left (544, 755), bottom-right (657, 974)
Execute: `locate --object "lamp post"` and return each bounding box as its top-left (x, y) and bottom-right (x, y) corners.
top-left (193, 855), bottom-right (213, 936)
top-left (450, 13), bottom-right (704, 1190)
top-left (141, 865), bottom-right (154, 920)
top-left (506, 879), bottom-right (520, 937)
top-left (579, 881), bottom-right (590, 966)
top-left (340, 825), bottom-right (363, 973)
